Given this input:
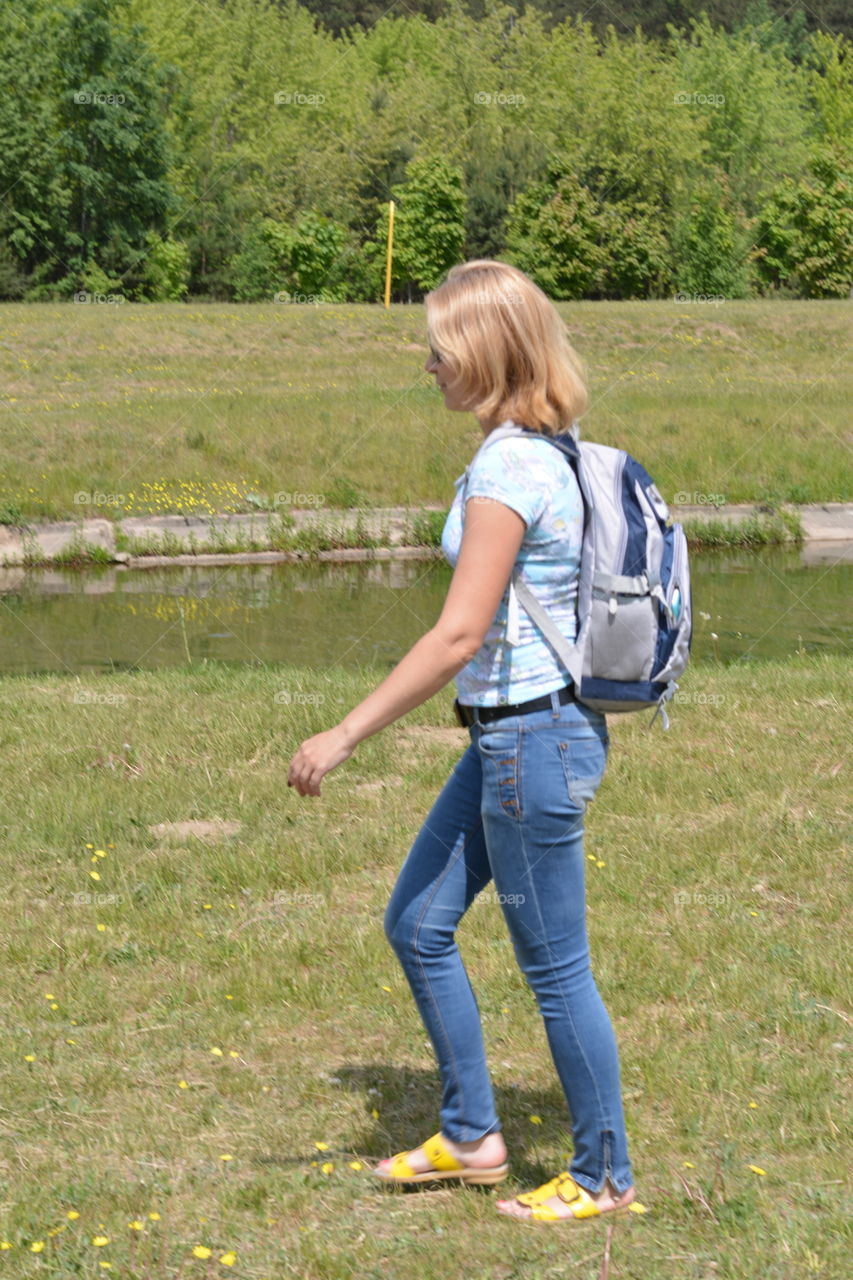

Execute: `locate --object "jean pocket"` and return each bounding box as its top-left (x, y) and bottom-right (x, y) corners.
top-left (558, 735), bottom-right (607, 809)
top-left (477, 728), bottom-right (521, 820)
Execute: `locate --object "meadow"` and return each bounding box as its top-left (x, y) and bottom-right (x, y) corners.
top-left (0, 299), bottom-right (851, 526)
top-left (0, 654), bottom-right (848, 1278)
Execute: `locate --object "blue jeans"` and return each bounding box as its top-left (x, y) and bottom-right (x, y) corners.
top-left (383, 689), bottom-right (633, 1195)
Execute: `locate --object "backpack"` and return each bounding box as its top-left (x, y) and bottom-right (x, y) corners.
top-left (505, 425), bottom-right (692, 729)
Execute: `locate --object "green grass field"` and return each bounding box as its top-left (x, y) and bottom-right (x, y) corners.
top-left (0, 300), bottom-right (850, 523)
top-left (0, 655), bottom-right (848, 1278)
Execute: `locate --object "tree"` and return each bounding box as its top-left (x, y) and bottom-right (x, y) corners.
top-left (504, 175), bottom-right (604, 298)
top-left (230, 211), bottom-right (348, 301)
top-left (50, 0), bottom-right (174, 293)
top-left (0, 1), bottom-right (67, 295)
top-left (380, 155), bottom-right (467, 299)
top-left (752, 147), bottom-right (853, 297)
top-left (671, 176), bottom-right (753, 297)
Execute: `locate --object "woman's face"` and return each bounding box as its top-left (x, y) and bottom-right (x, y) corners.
top-left (425, 343), bottom-right (470, 413)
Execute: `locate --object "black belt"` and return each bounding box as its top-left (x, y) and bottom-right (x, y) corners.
top-left (454, 684), bottom-right (575, 727)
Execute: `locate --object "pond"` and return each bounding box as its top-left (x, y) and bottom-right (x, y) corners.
top-left (0, 545), bottom-right (850, 678)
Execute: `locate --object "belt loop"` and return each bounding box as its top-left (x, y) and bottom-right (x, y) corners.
top-left (550, 688), bottom-right (561, 719)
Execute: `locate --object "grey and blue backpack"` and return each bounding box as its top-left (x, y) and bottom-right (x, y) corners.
top-left (508, 425), bottom-right (692, 728)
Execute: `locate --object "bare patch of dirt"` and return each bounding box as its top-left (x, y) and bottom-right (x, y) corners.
top-left (397, 726), bottom-right (468, 749)
top-left (148, 819), bottom-right (241, 842)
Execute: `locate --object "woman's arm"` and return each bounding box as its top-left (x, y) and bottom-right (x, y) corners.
top-left (286, 496), bottom-right (526, 797)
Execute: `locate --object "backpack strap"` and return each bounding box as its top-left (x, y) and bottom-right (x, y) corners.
top-left (511, 569), bottom-right (583, 687)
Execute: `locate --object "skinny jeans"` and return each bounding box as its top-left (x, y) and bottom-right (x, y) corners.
top-left (383, 688), bottom-right (633, 1195)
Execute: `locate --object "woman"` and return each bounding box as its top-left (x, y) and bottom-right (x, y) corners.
top-left (287, 260), bottom-right (637, 1223)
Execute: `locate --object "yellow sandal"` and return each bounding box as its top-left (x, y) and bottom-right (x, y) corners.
top-left (497, 1171), bottom-right (647, 1223)
top-left (373, 1132), bottom-right (509, 1186)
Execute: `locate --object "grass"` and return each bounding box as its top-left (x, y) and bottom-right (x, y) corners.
top-left (681, 509), bottom-right (804, 549)
top-left (0, 654), bottom-right (848, 1278)
top-left (0, 300), bottom-right (850, 522)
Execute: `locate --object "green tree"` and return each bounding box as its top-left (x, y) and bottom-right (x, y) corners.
top-left (231, 211), bottom-right (348, 301)
top-left (804, 32), bottom-right (853, 145)
top-left (504, 175), bottom-right (604, 298)
top-left (668, 16), bottom-right (810, 218)
top-left (139, 233), bottom-right (191, 300)
top-left (752, 146), bottom-right (853, 297)
top-left (50, 0), bottom-right (174, 293)
top-left (380, 154), bottom-right (467, 299)
top-left (0, 1), bottom-right (67, 294)
top-left (671, 176), bottom-right (753, 297)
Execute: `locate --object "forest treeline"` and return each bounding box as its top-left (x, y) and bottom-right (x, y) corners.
top-left (0, 0), bottom-right (850, 303)
top-left (299, 0), bottom-right (853, 44)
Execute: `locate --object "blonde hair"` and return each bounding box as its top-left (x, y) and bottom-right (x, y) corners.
top-left (424, 260), bottom-right (588, 436)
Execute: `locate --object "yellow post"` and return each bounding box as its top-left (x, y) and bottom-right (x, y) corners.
top-left (384, 199), bottom-right (395, 308)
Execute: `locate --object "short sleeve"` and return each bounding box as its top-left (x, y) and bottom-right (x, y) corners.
top-left (464, 436), bottom-right (552, 529)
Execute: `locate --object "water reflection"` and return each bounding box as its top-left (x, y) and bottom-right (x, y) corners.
top-left (0, 545), bottom-right (849, 676)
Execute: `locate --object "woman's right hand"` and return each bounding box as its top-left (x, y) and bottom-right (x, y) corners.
top-left (287, 725), bottom-right (354, 798)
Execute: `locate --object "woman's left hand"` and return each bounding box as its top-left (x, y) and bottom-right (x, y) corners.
top-left (287, 726), bottom-right (354, 797)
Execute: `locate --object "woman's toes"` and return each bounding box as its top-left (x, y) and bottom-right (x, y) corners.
top-left (495, 1196), bottom-right (535, 1218)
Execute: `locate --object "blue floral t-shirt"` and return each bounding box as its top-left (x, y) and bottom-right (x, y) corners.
top-left (441, 421), bottom-right (584, 706)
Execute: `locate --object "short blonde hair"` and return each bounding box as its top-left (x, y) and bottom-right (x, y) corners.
top-left (424, 260), bottom-right (588, 436)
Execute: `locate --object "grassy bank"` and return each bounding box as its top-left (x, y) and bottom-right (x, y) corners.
top-left (0, 300), bottom-right (850, 522)
top-left (0, 655), bottom-right (848, 1278)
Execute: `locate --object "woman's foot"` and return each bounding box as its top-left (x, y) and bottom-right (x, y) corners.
top-left (496, 1173), bottom-right (635, 1222)
top-left (375, 1131), bottom-right (507, 1178)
